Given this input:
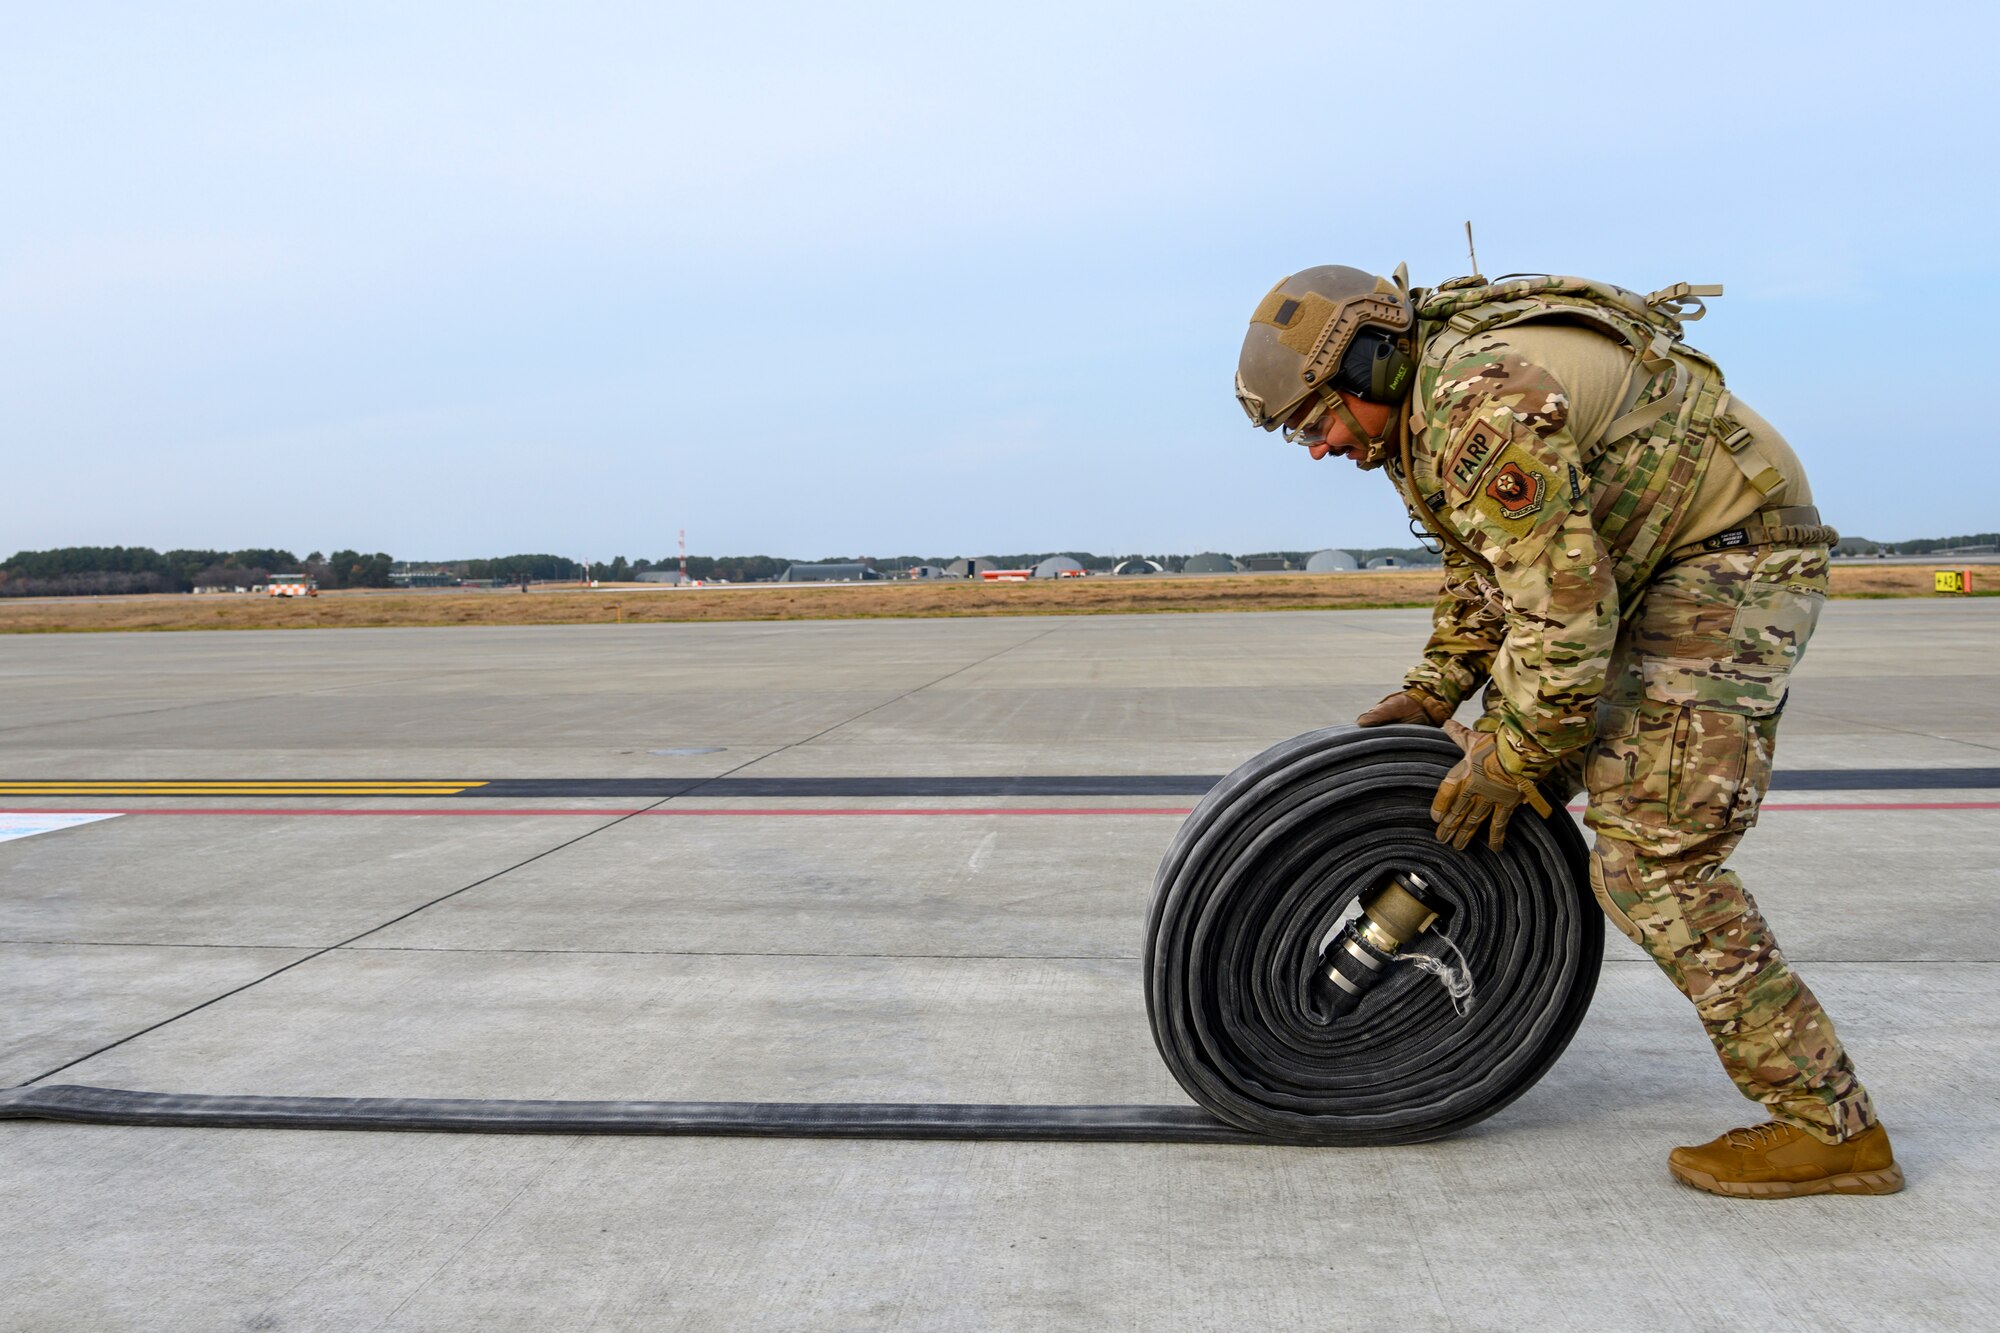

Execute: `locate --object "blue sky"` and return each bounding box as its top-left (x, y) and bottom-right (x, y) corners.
top-left (3, 1), bottom-right (1992, 560)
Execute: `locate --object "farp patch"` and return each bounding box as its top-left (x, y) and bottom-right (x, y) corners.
top-left (1443, 420), bottom-right (1507, 499)
top-left (1484, 461), bottom-right (1545, 519)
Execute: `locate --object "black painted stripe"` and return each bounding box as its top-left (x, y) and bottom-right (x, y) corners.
top-left (472, 777), bottom-right (1217, 797)
top-left (1772, 767), bottom-right (2000, 791)
top-left (469, 769), bottom-right (2000, 797)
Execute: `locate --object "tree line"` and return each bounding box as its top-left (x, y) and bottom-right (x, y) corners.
top-left (0, 546), bottom-right (395, 597)
top-left (1835, 532), bottom-right (1999, 556)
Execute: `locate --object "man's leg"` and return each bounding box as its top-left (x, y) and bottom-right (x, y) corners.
top-left (1584, 545), bottom-right (1876, 1144)
top-left (1589, 831), bottom-right (1874, 1141)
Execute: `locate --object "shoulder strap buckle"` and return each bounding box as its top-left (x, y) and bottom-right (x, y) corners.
top-left (1644, 281), bottom-right (1724, 323)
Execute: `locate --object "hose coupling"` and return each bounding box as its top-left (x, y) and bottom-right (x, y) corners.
top-left (1312, 872), bottom-right (1450, 1021)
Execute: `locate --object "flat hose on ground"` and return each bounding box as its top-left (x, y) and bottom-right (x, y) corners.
top-left (2, 725), bottom-right (1597, 1143)
top-left (1146, 723), bottom-right (1600, 1145)
top-left (0, 1086), bottom-right (1267, 1142)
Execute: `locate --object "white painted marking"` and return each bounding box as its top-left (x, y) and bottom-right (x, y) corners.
top-left (967, 830), bottom-right (998, 872)
top-left (0, 812), bottom-right (122, 842)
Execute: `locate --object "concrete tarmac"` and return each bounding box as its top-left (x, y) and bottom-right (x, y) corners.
top-left (2, 602), bottom-right (1996, 1330)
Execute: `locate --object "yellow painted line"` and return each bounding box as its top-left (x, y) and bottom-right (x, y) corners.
top-left (0, 781), bottom-right (484, 790)
top-left (0, 780), bottom-right (484, 788)
top-left (0, 786), bottom-right (484, 796)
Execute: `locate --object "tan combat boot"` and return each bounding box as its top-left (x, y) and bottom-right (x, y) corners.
top-left (1668, 1121), bottom-right (1904, 1198)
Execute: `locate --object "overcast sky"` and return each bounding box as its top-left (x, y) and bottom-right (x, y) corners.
top-left (3, 1), bottom-right (1992, 561)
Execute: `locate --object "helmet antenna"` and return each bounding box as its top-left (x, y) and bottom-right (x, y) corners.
top-left (1463, 220), bottom-right (1482, 280)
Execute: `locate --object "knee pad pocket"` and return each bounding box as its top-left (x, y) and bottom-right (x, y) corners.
top-left (1589, 845), bottom-right (1645, 946)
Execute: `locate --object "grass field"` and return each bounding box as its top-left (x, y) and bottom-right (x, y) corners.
top-left (0, 565), bottom-right (1978, 633)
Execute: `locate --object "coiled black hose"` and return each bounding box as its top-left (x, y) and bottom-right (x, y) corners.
top-left (1146, 723), bottom-right (1599, 1145)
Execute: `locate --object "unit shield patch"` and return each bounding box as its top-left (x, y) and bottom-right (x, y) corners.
top-left (1485, 461), bottom-right (1545, 519)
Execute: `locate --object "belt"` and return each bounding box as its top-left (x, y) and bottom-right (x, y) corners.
top-left (1665, 505), bottom-right (1838, 565)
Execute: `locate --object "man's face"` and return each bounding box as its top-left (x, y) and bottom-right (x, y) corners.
top-left (1282, 392), bottom-right (1393, 468)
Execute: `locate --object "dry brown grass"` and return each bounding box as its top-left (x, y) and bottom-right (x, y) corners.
top-left (0, 566), bottom-right (1973, 634)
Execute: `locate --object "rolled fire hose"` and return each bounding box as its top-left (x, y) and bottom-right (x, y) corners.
top-left (1147, 723), bottom-right (1600, 1144)
top-left (1, 725), bottom-right (1597, 1143)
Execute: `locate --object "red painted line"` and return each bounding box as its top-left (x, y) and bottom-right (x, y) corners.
top-left (1562, 802), bottom-right (2000, 814)
top-left (8, 802), bottom-right (2000, 818)
top-left (1756, 801), bottom-right (2000, 813)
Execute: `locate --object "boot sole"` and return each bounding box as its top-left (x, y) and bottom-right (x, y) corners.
top-left (1668, 1161), bottom-right (1905, 1198)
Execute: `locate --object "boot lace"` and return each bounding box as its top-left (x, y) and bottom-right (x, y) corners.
top-left (1723, 1122), bottom-right (1791, 1150)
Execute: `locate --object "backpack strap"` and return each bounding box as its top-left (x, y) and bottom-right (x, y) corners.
top-left (1592, 356), bottom-right (1685, 451)
top-left (1707, 391), bottom-right (1788, 497)
top-left (1596, 374), bottom-right (1729, 585)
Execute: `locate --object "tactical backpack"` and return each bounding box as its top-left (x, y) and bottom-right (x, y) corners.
top-left (1402, 274), bottom-right (1820, 586)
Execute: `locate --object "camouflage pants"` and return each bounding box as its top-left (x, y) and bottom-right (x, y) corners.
top-left (1553, 544), bottom-right (1876, 1142)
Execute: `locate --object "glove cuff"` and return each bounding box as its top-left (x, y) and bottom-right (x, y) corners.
top-left (1494, 728), bottom-right (1558, 783)
top-left (1407, 688), bottom-right (1454, 725)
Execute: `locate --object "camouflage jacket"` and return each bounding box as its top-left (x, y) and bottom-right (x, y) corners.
top-left (1402, 550), bottom-right (1505, 712)
top-left (1389, 281), bottom-right (1737, 778)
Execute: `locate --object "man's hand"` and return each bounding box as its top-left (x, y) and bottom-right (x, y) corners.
top-left (1431, 721), bottom-right (1554, 852)
top-left (1355, 689), bottom-right (1453, 727)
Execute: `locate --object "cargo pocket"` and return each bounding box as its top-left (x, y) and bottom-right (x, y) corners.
top-left (1729, 571), bottom-right (1826, 685)
top-left (1584, 695), bottom-right (1774, 845)
top-left (1667, 705), bottom-right (1773, 834)
top-left (1582, 702), bottom-right (1668, 845)
top-left (1585, 703), bottom-right (1642, 794)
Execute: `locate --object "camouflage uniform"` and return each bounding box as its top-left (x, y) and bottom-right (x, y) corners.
top-left (1403, 551), bottom-right (1505, 712)
top-left (1391, 279), bottom-right (1875, 1143)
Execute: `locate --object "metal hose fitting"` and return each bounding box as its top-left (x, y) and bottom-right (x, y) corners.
top-left (1312, 872), bottom-right (1449, 1021)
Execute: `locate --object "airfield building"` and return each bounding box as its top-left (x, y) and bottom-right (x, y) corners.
top-left (1182, 553), bottom-right (1240, 574)
top-left (778, 562), bottom-right (880, 583)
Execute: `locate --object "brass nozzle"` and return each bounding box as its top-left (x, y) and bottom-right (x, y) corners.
top-left (1312, 872), bottom-right (1451, 1022)
top-left (1359, 874), bottom-right (1441, 953)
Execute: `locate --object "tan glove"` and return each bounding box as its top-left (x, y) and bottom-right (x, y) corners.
top-left (1355, 688), bottom-right (1453, 727)
top-left (1431, 721), bottom-right (1554, 852)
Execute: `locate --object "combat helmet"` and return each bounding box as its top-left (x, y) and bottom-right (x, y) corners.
top-left (1235, 264), bottom-right (1417, 465)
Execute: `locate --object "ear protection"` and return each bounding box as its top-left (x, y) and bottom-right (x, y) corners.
top-left (1337, 330), bottom-right (1414, 403)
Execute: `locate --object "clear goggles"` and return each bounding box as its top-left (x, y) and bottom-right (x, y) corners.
top-left (1280, 392), bottom-right (1336, 446)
